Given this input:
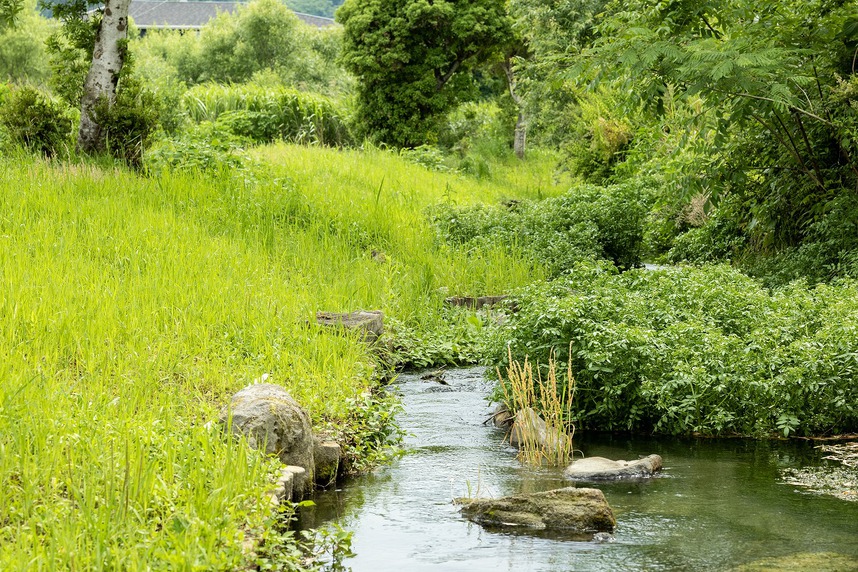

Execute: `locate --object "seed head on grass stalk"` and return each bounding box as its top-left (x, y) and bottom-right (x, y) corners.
top-left (499, 343), bottom-right (576, 467)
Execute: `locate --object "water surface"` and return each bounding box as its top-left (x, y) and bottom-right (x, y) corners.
top-left (299, 368), bottom-right (858, 571)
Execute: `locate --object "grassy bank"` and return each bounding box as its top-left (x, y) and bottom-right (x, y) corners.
top-left (0, 145), bottom-right (563, 569)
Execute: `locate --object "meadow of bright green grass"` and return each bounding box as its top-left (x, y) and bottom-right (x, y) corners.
top-left (0, 145), bottom-right (565, 569)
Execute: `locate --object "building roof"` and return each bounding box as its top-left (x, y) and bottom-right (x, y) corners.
top-left (128, 1), bottom-right (337, 30)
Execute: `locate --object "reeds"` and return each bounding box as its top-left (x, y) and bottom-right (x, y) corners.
top-left (499, 345), bottom-right (576, 466)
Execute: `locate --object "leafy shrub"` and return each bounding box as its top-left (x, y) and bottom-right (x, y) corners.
top-left (184, 83), bottom-right (352, 147)
top-left (145, 121), bottom-right (251, 174)
top-left (431, 181), bottom-right (653, 275)
top-left (92, 77), bottom-right (161, 168)
top-left (438, 100), bottom-right (514, 158)
top-left (563, 93), bottom-right (634, 184)
top-left (488, 263), bottom-right (858, 437)
top-left (399, 145), bottom-right (452, 172)
top-left (0, 85), bottom-right (73, 157)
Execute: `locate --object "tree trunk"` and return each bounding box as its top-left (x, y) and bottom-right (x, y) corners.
top-left (513, 111), bottom-right (527, 159)
top-left (502, 57), bottom-right (527, 159)
top-left (77, 0), bottom-right (131, 154)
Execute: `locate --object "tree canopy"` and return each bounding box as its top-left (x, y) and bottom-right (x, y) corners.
top-left (337, 0), bottom-right (513, 147)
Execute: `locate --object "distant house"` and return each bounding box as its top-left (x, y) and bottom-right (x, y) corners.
top-left (128, 1), bottom-right (337, 33)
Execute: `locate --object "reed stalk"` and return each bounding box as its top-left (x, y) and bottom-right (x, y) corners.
top-left (499, 344), bottom-right (576, 466)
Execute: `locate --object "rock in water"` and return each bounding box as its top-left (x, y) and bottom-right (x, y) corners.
top-left (457, 487), bottom-right (615, 534)
top-left (313, 437), bottom-right (342, 486)
top-left (508, 407), bottom-right (572, 455)
top-left (220, 384), bottom-right (315, 495)
top-left (564, 454), bottom-right (663, 481)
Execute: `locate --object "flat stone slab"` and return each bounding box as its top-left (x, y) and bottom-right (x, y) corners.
top-left (456, 487), bottom-right (615, 534)
top-left (316, 310), bottom-right (383, 342)
top-left (444, 295), bottom-right (510, 310)
top-left (564, 454), bottom-right (663, 481)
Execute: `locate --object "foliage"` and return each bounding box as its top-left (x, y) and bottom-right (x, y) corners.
top-left (562, 91), bottom-right (633, 183)
top-left (0, 0), bottom-right (23, 29)
top-left (133, 2), bottom-right (352, 96)
top-left (575, 0), bottom-right (858, 276)
top-left (183, 82), bottom-right (352, 146)
top-left (507, 0), bottom-right (612, 152)
top-left (498, 348), bottom-right (575, 466)
top-left (430, 180), bottom-right (653, 275)
top-left (284, 0), bottom-right (343, 18)
top-left (91, 76), bottom-right (160, 168)
top-left (332, 390), bottom-right (405, 475)
top-left (0, 84), bottom-right (73, 156)
top-left (43, 0), bottom-right (98, 107)
top-left (489, 263), bottom-right (858, 437)
top-left (382, 308), bottom-right (492, 369)
top-left (0, 1), bottom-right (53, 83)
top-left (438, 100), bottom-right (515, 158)
top-left (337, 0), bottom-right (513, 146)
top-left (145, 121), bottom-right (252, 174)
top-left (193, 0), bottom-right (301, 84)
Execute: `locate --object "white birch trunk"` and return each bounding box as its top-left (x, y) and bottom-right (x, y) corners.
top-left (77, 0), bottom-right (132, 153)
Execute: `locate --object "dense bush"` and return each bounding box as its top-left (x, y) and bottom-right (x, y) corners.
top-left (430, 181), bottom-right (652, 275)
top-left (0, 84), bottom-right (73, 156)
top-left (488, 263), bottom-right (858, 437)
top-left (669, 191), bottom-right (858, 288)
top-left (92, 78), bottom-right (161, 168)
top-left (145, 122), bottom-right (252, 174)
top-left (184, 83), bottom-right (352, 146)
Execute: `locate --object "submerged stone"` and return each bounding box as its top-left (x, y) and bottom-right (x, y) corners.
top-left (456, 487), bottom-right (616, 534)
top-left (564, 454), bottom-right (663, 481)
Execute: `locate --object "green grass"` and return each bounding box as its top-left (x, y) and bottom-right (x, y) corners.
top-left (0, 145), bottom-right (564, 569)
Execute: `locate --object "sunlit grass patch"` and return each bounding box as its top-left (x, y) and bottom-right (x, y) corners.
top-left (0, 144), bottom-right (558, 567)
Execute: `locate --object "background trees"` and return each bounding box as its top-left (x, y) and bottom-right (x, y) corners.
top-left (337, 0), bottom-right (512, 147)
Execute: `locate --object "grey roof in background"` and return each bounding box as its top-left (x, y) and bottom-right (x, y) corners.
top-left (128, 1), bottom-right (337, 29)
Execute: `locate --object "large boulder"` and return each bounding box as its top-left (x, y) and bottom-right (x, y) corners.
top-left (457, 487), bottom-right (615, 534)
top-left (564, 454), bottom-right (663, 481)
top-left (220, 384), bottom-right (315, 495)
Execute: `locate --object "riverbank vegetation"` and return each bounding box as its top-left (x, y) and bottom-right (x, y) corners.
top-left (2, 0), bottom-right (858, 566)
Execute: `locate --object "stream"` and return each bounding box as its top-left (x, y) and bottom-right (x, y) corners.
top-left (298, 367), bottom-right (858, 571)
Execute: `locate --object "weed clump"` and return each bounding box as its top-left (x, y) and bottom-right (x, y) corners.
top-left (499, 347), bottom-right (576, 467)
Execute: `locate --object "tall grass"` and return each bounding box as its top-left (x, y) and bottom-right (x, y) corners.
top-left (500, 346), bottom-right (576, 467)
top-left (0, 144), bottom-right (563, 568)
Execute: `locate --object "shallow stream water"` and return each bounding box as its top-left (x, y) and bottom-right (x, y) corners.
top-left (298, 367), bottom-right (858, 571)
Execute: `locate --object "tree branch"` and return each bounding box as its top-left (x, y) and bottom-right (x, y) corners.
top-left (790, 110), bottom-right (828, 195)
top-left (719, 89), bottom-right (836, 128)
top-left (700, 14), bottom-right (722, 39)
